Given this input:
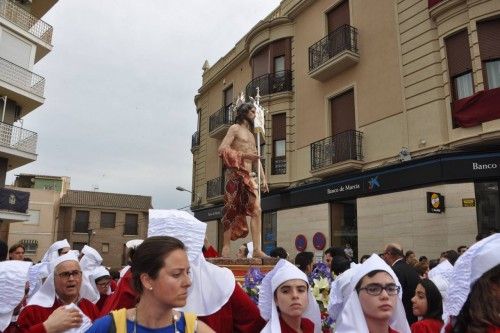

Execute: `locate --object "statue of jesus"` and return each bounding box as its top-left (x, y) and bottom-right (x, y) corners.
top-left (218, 102), bottom-right (269, 258)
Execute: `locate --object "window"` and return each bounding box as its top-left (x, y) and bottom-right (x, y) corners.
top-left (477, 18), bottom-right (500, 89)
top-left (445, 29), bottom-right (473, 101)
top-left (331, 89), bottom-right (355, 135)
top-left (102, 243), bottom-right (109, 253)
top-left (274, 56), bottom-right (285, 74)
top-left (74, 210), bottom-right (89, 233)
top-left (124, 214), bottom-right (138, 235)
top-left (454, 72), bottom-right (474, 99)
top-left (327, 0), bottom-right (350, 33)
top-left (485, 60), bottom-right (500, 89)
top-left (100, 212), bottom-right (116, 228)
top-left (24, 210), bottom-right (40, 225)
top-left (262, 212), bottom-right (277, 255)
top-left (272, 113), bottom-right (286, 175)
top-left (73, 242), bottom-right (86, 252)
top-left (20, 239), bottom-right (38, 254)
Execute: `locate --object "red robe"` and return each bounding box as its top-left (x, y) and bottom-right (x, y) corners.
top-left (99, 269), bottom-right (138, 316)
top-left (202, 245), bottom-right (219, 258)
top-left (198, 283), bottom-right (266, 333)
top-left (16, 298), bottom-right (98, 333)
top-left (279, 317), bottom-right (314, 333)
top-left (411, 319), bottom-right (443, 333)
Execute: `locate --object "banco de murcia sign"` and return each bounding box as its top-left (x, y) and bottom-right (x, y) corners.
top-left (472, 162), bottom-right (498, 170)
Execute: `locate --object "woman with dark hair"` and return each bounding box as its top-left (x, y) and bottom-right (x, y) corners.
top-left (87, 236), bottom-right (214, 333)
top-left (295, 251), bottom-right (314, 274)
top-left (410, 279), bottom-right (443, 333)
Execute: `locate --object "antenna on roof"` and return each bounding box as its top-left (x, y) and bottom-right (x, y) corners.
top-left (92, 184), bottom-right (99, 191)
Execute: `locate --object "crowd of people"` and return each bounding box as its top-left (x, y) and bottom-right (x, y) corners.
top-left (0, 211), bottom-right (498, 333)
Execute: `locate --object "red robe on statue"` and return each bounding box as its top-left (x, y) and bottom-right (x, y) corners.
top-left (16, 298), bottom-right (98, 333)
top-left (99, 269), bottom-right (138, 316)
top-left (198, 283), bottom-right (266, 333)
top-left (411, 319), bottom-right (443, 333)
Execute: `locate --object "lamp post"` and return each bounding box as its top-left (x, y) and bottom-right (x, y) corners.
top-left (87, 228), bottom-right (93, 246)
top-left (176, 186), bottom-right (201, 205)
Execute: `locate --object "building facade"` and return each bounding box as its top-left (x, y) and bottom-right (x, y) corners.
top-left (58, 190), bottom-right (152, 267)
top-left (0, 0), bottom-right (58, 240)
top-left (191, 0), bottom-right (500, 260)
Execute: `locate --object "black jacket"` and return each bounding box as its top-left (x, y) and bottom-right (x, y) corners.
top-left (392, 259), bottom-right (420, 325)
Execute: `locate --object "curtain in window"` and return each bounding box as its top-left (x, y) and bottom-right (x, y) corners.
top-left (486, 60), bottom-right (500, 89)
top-left (455, 73), bottom-right (474, 99)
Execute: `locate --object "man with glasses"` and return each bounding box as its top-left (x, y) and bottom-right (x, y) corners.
top-left (17, 252), bottom-right (99, 333)
top-left (382, 243), bottom-right (420, 325)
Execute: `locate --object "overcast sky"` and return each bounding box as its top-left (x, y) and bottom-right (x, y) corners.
top-left (7, 0), bottom-right (281, 209)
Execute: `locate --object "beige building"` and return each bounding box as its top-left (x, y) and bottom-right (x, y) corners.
top-left (58, 190), bottom-right (152, 267)
top-left (191, 0), bottom-right (500, 260)
top-left (0, 0), bottom-right (58, 240)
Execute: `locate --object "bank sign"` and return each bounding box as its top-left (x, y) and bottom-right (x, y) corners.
top-left (427, 192), bottom-right (445, 214)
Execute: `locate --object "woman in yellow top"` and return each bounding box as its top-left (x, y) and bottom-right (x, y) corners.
top-left (87, 236), bottom-right (214, 333)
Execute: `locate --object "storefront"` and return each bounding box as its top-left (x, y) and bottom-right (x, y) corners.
top-left (194, 151), bottom-right (500, 259)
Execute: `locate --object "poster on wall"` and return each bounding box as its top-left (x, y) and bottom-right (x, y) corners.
top-left (427, 192), bottom-right (445, 213)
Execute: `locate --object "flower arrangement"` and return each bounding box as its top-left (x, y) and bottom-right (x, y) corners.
top-left (241, 267), bottom-right (266, 304)
top-left (310, 262), bottom-right (334, 332)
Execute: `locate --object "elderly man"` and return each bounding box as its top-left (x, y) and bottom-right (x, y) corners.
top-left (383, 243), bottom-right (420, 325)
top-left (17, 252), bottom-right (99, 333)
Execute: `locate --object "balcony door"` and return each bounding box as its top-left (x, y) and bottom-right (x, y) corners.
top-left (330, 89), bottom-right (355, 136)
top-left (223, 86), bottom-right (233, 122)
top-left (327, 0), bottom-right (349, 33)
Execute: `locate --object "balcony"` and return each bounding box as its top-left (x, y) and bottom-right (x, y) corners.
top-left (0, 0), bottom-right (53, 61)
top-left (209, 104), bottom-right (234, 139)
top-left (245, 70), bottom-right (292, 99)
top-left (310, 130), bottom-right (363, 177)
top-left (206, 176), bottom-right (224, 203)
top-left (0, 187), bottom-right (30, 223)
top-left (191, 131), bottom-right (200, 152)
top-left (271, 156), bottom-right (286, 175)
top-left (0, 121), bottom-right (38, 169)
top-left (0, 56), bottom-right (45, 113)
top-left (308, 25), bottom-right (359, 81)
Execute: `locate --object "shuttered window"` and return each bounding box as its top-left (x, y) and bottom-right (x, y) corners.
top-left (478, 18), bottom-right (500, 89)
top-left (272, 113), bottom-right (286, 174)
top-left (445, 30), bottom-right (473, 100)
top-left (327, 0), bottom-right (350, 33)
top-left (74, 210), bottom-right (89, 233)
top-left (100, 212), bottom-right (116, 228)
top-left (330, 89), bottom-right (355, 136)
top-left (124, 214), bottom-right (138, 235)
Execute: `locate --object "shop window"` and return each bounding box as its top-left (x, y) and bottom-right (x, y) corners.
top-left (474, 181), bottom-right (500, 235)
top-left (100, 212), bottom-right (116, 228)
top-left (330, 200), bottom-right (358, 260)
top-left (74, 210), bottom-right (89, 233)
top-left (262, 212), bottom-right (277, 255)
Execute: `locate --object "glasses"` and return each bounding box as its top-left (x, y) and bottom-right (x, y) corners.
top-left (359, 283), bottom-right (400, 296)
top-left (57, 270), bottom-right (82, 279)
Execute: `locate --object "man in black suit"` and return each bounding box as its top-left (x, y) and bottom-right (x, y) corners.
top-left (383, 243), bottom-right (420, 325)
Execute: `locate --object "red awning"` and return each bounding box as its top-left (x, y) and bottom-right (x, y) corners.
top-left (452, 87), bottom-right (500, 128)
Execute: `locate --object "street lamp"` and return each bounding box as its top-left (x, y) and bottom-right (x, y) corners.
top-left (176, 186), bottom-right (201, 205)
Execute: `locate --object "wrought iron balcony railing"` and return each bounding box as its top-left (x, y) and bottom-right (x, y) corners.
top-left (0, 0), bottom-right (53, 45)
top-left (0, 121), bottom-right (38, 154)
top-left (207, 176), bottom-right (224, 199)
top-left (245, 70), bottom-right (292, 98)
top-left (310, 130), bottom-right (363, 171)
top-left (271, 156), bottom-right (286, 175)
top-left (191, 131), bottom-right (200, 150)
top-left (0, 56), bottom-right (45, 97)
top-left (209, 104), bottom-right (234, 133)
top-left (309, 24), bottom-right (358, 72)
